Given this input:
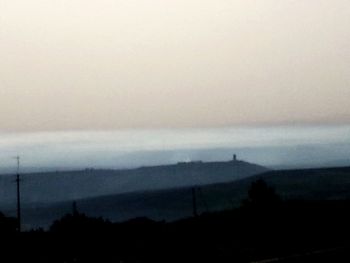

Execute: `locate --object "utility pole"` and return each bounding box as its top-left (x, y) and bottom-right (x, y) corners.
top-left (72, 201), bottom-right (79, 216)
top-left (192, 187), bottom-right (198, 217)
top-left (14, 156), bottom-right (21, 232)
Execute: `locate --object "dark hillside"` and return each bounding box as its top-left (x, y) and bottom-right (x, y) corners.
top-left (0, 159), bottom-right (268, 206)
top-left (9, 166), bottom-right (350, 229)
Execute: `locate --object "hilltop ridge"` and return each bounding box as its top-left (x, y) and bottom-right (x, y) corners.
top-left (0, 156), bottom-right (268, 206)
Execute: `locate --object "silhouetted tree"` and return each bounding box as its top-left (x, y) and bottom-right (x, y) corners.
top-left (50, 211), bottom-right (111, 234)
top-left (243, 179), bottom-right (281, 208)
top-left (0, 212), bottom-right (17, 234)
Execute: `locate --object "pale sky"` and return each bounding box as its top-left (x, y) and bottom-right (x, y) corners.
top-left (1, 0), bottom-right (350, 131)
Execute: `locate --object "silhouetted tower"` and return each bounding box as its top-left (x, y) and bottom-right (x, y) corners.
top-left (14, 156), bottom-right (21, 232)
top-left (233, 154), bottom-right (237, 161)
top-left (192, 187), bottom-right (198, 217)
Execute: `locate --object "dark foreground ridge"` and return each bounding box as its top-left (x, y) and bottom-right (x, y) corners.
top-left (2, 179), bottom-right (350, 262)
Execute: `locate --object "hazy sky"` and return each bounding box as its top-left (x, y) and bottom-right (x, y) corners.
top-left (1, 0), bottom-right (350, 131)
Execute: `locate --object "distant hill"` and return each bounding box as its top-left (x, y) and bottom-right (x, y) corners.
top-left (9, 166), bottom-right (350, 229)
top-left (0, 158), bottom-right (268, 206)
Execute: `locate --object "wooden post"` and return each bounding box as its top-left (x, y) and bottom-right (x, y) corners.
top-left (192, 187), bottom-right (198, 217)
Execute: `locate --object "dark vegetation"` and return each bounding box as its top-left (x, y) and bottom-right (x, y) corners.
top-left (2, 177), bottom-right (350, 262)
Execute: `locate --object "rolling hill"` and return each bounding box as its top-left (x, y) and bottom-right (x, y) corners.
top-left (0, 158), bottom-right (268, 206)
top-left (6, 166), bottom-right (350, 229)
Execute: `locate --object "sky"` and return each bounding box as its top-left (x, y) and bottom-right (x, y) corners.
top-left (1, 1), bottom-right (350, 170)
top-left (1, 0), bottom-right (350, 132)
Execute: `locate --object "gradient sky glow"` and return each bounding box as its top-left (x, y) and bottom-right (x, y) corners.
top-left (1, 0), bottom-right (350, 131)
